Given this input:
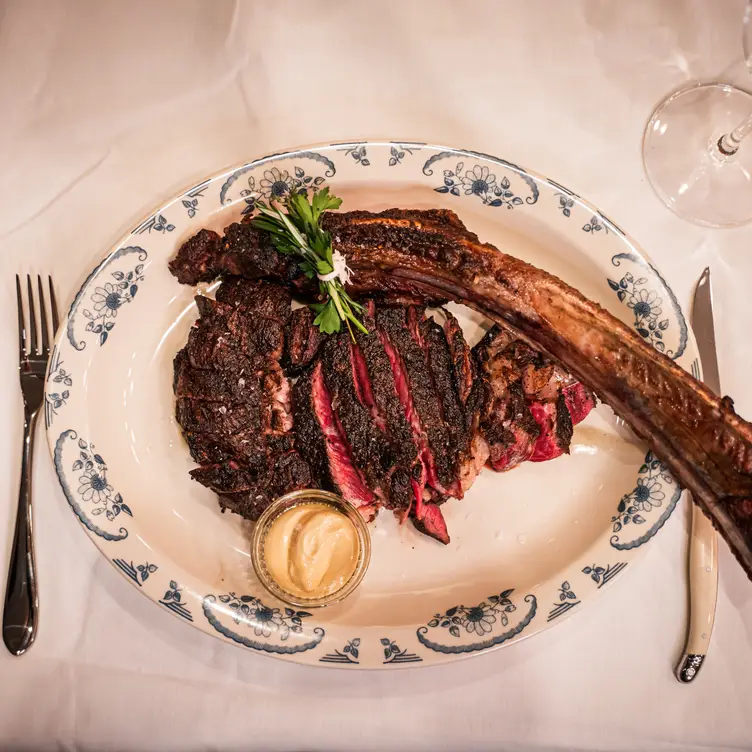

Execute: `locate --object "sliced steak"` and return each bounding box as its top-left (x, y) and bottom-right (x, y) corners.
top-left (174, 350), bottom-right (250, 403)
top-left (411, 502), bottom-right (450, 545)
top-left (221, 222), bottom-right (307, 289)
top-left (419, 315), bottom-right (468, 498)
top-left (563, 381), bottom-right (597, 425)
top-left (376, 306), bottom-right (457, 498)
top-left (292, 361), bottom-right (378, 520)
top-left (443, 309), bottom-right (475, 406)
top-left (353, 306), bottom-right (420, 514)
top-left (320, 334), bottom-right (393, 505)
top-left (186, 296), bottom-right (285, 373)
top-left (442, 310), bottom-right (489, 491)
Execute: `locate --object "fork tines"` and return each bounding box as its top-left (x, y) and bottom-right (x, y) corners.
top-left (16, 275), bottom-right (59, 361)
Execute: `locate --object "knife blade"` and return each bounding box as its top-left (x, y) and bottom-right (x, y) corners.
top-left (676, 267), bottom-right (719, 684)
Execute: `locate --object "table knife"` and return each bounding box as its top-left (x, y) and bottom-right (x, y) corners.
top-left (676, 267), bottom-right (720, 683)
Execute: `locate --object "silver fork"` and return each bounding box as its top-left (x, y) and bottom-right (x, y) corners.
top-left (3, 275), bottom-right (58, 656)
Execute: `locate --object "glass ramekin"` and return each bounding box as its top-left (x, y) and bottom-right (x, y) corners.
top-left (250, 489), bottom-right (372, 608)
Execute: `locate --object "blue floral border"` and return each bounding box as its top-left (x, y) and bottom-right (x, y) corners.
top-left (53, 430), bottom-right (128, 541)
top-left (66, 246), bottom-right (147, 351)
top-left (202, 595), bottom-right (325, 654)
top-left (416, 595), bottom-right (537, 654)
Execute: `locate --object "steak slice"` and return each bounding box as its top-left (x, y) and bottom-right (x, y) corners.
top-left (320, 333), bottom-right (393, 505)
top-left (184, 429), bottom-right (293, 466)
top-left (353, 306), bottom-right (420, 515)
top-left (563, 381), bottom-right (597, 425)
top-left (419, 314), bottom-right (468, 498)
top-left (442, 310), bottom-right (489, 491)
top-left (472, 325), bottom-right (596, 469)
top-left (443, 309), bottom-right (475, 406)
top-left (376, 306), bottom-right (457, 498)
top-left (186, 296), bottom-right (285, 372)
top-left (174, 350), bottom-right (250, 403)
top-left (292, 362), bottom-right (378, 520)
top-left (411, 502), bottom-right (450, 545)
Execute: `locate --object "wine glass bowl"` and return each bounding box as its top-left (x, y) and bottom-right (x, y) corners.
top-left (643, 82), bottom-right (752, 228)
top-left (642, 1), bottom-right (752, 228)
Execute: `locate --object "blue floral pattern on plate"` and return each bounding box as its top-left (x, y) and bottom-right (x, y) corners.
top-left (202, 593), bottom-right (324, 654)
top-left (45, 345), bottom-right (72, 427)
top-left (432, 160), bottom-right (527, 208)
top-left (133, 212), bottom-right (175, 235)
top-left (582, 562), bottom-right (627, 588)
top-left (547, 581), bottom-right (580, 622)
top-left (160, 581), bottom-right (193, 622)
top-left (53, 430), bottom-right (131, 541)
top-left (582, 215), bottom-right (608, 234)
top-left (113, 559), bottom-right (157, 586)
top-left (422, 150), bottom-right (540, 205)
top-left (381, 638), bottom-right (422, 664)
top-left (611, 450), bottom-right (682, 550)
top-left (181, 180), bottom-right (210, 218)
top-left (66, 246), bottom-right (147, 350)
top-left (218, 151), bottom-right (336, 206)
top-left (319, 638), bottom-right (361, 665)
top-left (417, 590), bottom-right (537, 653)
top-left (609, 252), bottom-right (688, 359)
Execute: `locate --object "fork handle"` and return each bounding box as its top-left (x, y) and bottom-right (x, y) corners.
top-left (3, 408), bottom-right (40, 655)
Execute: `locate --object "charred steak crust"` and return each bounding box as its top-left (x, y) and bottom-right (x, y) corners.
top-left (284, 306), bottom-right (324, 374)
top-left (168, 228), bottom-right (222, 285)
top-left (355, 310), bottom-right (420, 468)
top-left (215, 276), bottom-right (292, 323)
top-left (443, 308), bottom-right (476, 407)
top-left (555, 392), bottom-right (574, 451)
top-left (321, 333), bottom-right (393, 501)
top-left (173, 281), bottom-right (310, 521)
top-left (420, 316), bottom-right (469, 486)
top-left (291, 366), bottom-right (336, 491)
top-left (376, 307), bottom-right (457, 495)
top-left (220, 223), bottom-right (304, 287)
top-left (352, 309), bottom-right (419, 512)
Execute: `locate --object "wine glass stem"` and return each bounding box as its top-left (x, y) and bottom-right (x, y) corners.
top-left (718, 112), bottom-right (752, 156)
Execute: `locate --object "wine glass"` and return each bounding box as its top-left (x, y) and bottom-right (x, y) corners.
top-left (642, 1), bottom-right (752, 228)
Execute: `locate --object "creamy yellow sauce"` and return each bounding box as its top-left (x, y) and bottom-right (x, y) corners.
top-left (263, 503), bottom-right (359, 599)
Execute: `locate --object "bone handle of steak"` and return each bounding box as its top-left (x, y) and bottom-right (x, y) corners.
top-left (340, 246), bottom-right (752, 580)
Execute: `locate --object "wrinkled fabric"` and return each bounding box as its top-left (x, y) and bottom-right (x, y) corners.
top-left (1, 0), bottom-right (751, 749)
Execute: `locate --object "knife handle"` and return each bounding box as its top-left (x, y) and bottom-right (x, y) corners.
top-left (676, 498), bottom-right (718, 683)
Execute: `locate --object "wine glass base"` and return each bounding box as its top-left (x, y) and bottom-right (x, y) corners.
top-left (643, 82), bottom-right (752, 228)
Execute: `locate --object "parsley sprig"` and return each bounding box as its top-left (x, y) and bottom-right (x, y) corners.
top-left (251, 188), bottom-right (367, 337)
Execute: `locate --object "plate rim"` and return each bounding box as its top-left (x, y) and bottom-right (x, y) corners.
top-left (44, 139), bottom-right (697, 669)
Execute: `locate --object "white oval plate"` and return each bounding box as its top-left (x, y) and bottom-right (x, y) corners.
top-left (45, 141), bottom-right (696, 669)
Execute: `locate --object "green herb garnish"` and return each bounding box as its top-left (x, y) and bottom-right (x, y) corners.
top-left (251, 188), bottom-right (367, 338)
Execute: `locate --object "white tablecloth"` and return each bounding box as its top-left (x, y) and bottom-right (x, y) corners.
top-left (2, 1), bottom-right (752, 749)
